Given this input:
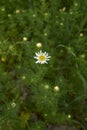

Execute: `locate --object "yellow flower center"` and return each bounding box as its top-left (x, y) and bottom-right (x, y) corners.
top-left (39, 55), bottom-right (46, 61)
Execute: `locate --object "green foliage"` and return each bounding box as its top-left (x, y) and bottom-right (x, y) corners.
top-left (0, 0), bottom-right (87, 129)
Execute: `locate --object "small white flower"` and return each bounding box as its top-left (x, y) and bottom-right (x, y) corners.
top-left (34, 50), bottom-right (51, 64)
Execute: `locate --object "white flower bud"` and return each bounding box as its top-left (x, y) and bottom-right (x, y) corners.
top-left (11, 102), bottom-right (16, 108)
top-left (36, 43), bottom-right (42, 48)
top-left (44, 85), bottom-right (49, 89)
top-left (8, 14), bottom-right (11, 17)
top-left (80, 33), bottom-right (83, 37)
top-left (60, 22), bottom-right (64, 26)
top-left (54, 86), bottom-right (60, 91)
top-left (22, 76), bottom-right (26, 80)
top-left (1, 8), bottom-right (5, 11)
top-left (44, 33), bottom-right (48, 36)
top-left (68, 114), bottom-right (71, 118)
top-left (15, 9), bottom-right (20, 13)
top-left (32, 14), bottom-right (36, 17)
top-left (23, 37), bottom-right (28, 41)
top-left (74, 3), bottom-right (78, 6)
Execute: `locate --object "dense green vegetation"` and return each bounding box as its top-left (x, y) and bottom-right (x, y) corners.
top-left (0, 0), bottom-right (87, 129)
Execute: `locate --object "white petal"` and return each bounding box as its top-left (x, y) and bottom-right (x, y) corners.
top-left (36, 61), bottom-right (40, 63)
top-left (35, 52), bottom-right (39, 56)
top-left (40, 50), bottom-right (42, 54)
top-left (47, 56), bottom-right (51, 58)
top-left (41, 62), bottom-right (45, 64)
top-left (45, 53), bottom-right (48, 56)
top-left (34, 56), bottom-right (39, 59)
top-left (44, 52), bottom-right (47, 55)
top-left (46, 59), bottom-right (50, 61)
top-left (46, 57), bottom-right (50, 60)
top-left (44, 61), bottom-right (48, 64)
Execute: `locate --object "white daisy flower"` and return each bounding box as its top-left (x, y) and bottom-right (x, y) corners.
top-left (34, 50), bottom-right (51, 64)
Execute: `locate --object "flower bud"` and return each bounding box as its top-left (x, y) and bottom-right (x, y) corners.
top-left (36, 43), bottom-right (42, 48)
